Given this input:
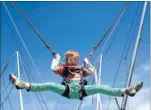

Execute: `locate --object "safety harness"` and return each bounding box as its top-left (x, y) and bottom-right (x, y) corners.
top-left (61, 66), bottom-right (88, 100)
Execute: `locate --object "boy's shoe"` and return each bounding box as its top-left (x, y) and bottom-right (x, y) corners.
top-left (9, 73), bottom-right (27, 89)
top-left (125, 81), bottom-right (143, 97)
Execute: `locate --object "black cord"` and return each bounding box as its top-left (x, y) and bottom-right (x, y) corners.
top-left (12, 2), bottom-right (56, 57)
top-left (89, 2), bottom-right (129, 58)
top-left (106, 2), bottom-right (141, 110)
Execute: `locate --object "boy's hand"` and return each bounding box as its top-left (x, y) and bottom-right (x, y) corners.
top-left (83, 57), bottom-right (89, 64)
top-left (55, 53), bottom-right (60, 61)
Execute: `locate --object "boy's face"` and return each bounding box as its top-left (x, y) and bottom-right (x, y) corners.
top-left (67, 56), bottom-right (78, 65)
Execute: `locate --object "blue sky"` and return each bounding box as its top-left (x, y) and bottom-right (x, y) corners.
top-left (1, 1), bottom-right (150, 110)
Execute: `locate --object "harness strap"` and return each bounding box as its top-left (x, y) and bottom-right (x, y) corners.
top-left (62, 66), bottom-right (70, 78)
top-left (61, 81), bottom-right (70, 98)
top-left (79, 80), bottom-right (88, 100)
top-left (61, 65), bottom-right (88, 100)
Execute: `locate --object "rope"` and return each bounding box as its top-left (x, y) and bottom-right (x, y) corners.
top-left (124, 2), bottom-right (142, 84)
top-left (0, 53), bottom-right (15, 77)
top-left (19, 59), bottom-right (48, 110)
top-left (100, 2), bottom-right (127, 54)
top-left (1, 81), bottom-right (11, 95)
top-left (124, 2), bottom-right (143, 62)
top-left (1, 77), bottom-right (13, 110)
top-left (89, 2), bottom-right (129, 58)
top-left (0, 70), bottom-right (16, 109)
top-left (103, 23), bottom-right (121, 62)
top-left (29, 94), bottom-right (36, 110)
top-left (0, 56), bottom-right (14, 109)
top-left (106, 2), bottom-right (141, 110)
top-left (19, 59), bottom-right (45, 110)
top-left (77, 2), bottom-right (129, 109)
top-left (0, 53), bottom-right (16, 109)
top-left (115, 97), bottom-right (120, 110)
top-left (0, 85), bottom-right (14, 107)
top-left (92, 0), bottom-right (128, 72)
top-left (19, 54), bottom-right (49, 110)
top-left (86, 2), bottom-right (129, 91)
top-left (123, 4), bottom-right (142, 110)
top-left (12, 2), bottom-right (56, 57)
top-left (0, 53), bottom-right (15, 109)
top-left (20, 54), bottom-right (57, 110)
top-left (3, 2), bottom-right (44, 82)
top-left (20, 66), bottom-right (37, 110)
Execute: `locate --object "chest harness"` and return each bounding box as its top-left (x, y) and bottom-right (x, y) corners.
top-left (61, 65), bottom-right (88, 100)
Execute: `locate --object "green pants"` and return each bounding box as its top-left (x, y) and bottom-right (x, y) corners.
top-left (28, 80), bottom-right (123, 99)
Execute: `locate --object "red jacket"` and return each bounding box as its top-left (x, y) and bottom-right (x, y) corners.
top-left (54, 64), bottom-right (89, 79)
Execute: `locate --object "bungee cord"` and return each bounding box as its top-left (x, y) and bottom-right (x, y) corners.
top-left (89, 2), bottom-right (129, 58)
top-left (3, 2), bottom-right (44, 82)
top-left (106, 3), bottom-right (142, 110)
top-left (77, 2), bottom-right (129, 110)
top-left (1, 2), bottom-right (147, 110)
top-left (12, 2), bottom-right (56, 57)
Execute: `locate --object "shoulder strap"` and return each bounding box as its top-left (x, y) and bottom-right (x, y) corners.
top-left (62, 65), bottom-right (70, 78)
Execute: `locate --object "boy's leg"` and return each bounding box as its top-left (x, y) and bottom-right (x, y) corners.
top-left (9, 74), bottom-right (65, 95)
top-left (84, 81), bottom-right (143, 97)
top-left (85, 85), bottom-right (123, 97)
top-left (28, 82), bottom-right (65, 94)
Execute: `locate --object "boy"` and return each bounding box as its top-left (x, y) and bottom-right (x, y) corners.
top-left (9, 50), bottom-right (143, 99)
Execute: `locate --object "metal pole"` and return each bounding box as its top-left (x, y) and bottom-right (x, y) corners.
top-left (150, 1), bottom-right (151, 109)
top-left (16, 51), bottom-right (24, 110)
top-left (96, 54), bottom-right (103, 110)
top-left (121, 2), bottom-right (148, 110)
top-left (92, 61), bottom-right (99, 109)
top-left (92, 72), bottom-right (98, 109)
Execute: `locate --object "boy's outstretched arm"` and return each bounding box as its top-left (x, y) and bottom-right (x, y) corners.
top-left (51, 54), bottom-right (64, 76)
top-left (83, 57), bottom-right (96, 76)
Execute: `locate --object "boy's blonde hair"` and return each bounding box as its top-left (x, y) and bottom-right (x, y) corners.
top-left (65, 50), bottom-right (80, 62)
